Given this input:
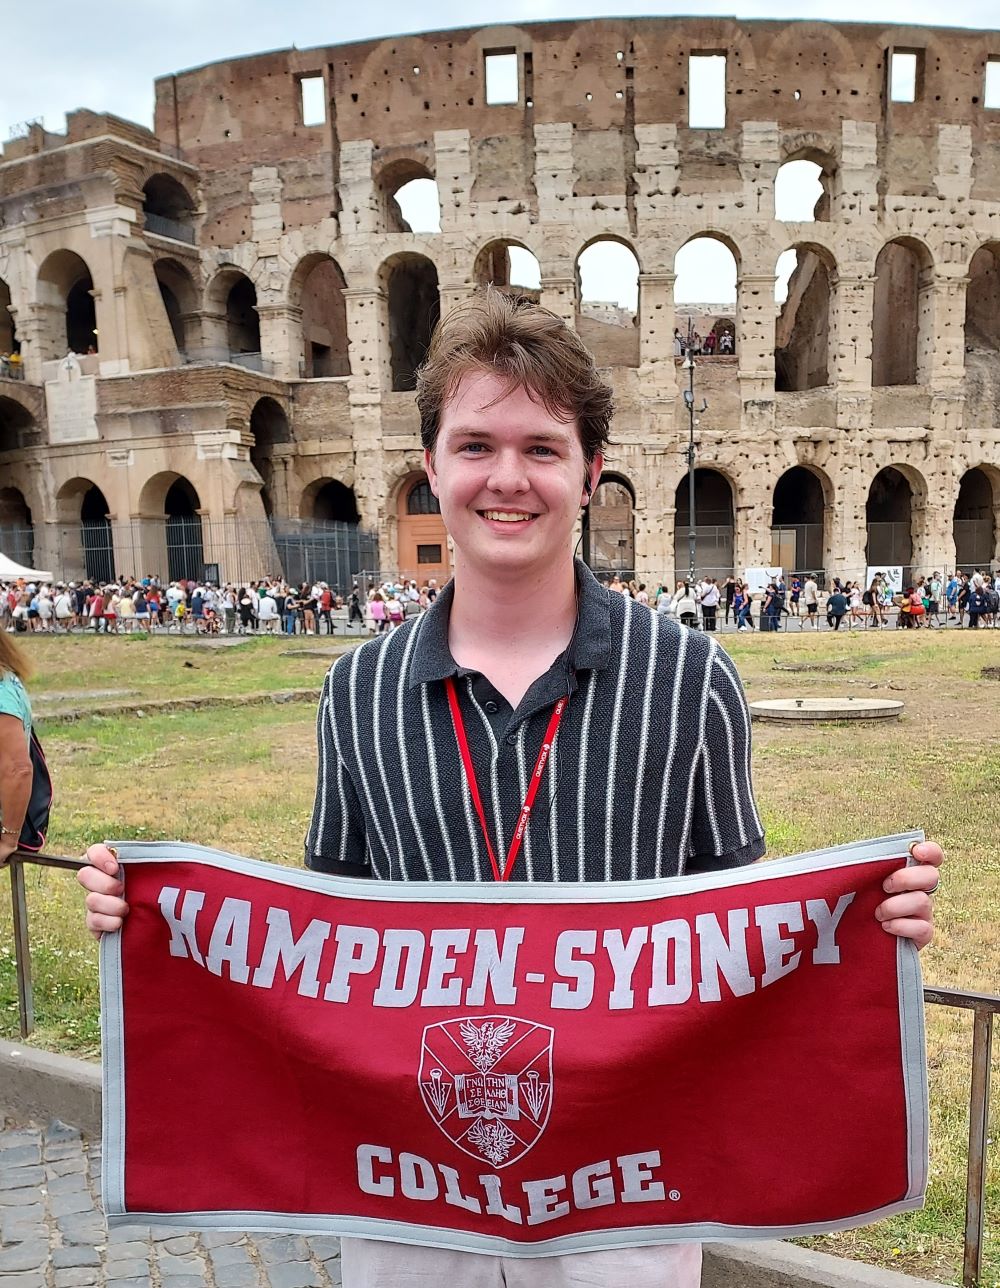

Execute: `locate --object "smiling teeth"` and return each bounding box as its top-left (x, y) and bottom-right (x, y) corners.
top-left (484, 511), bottom-right (533, 522)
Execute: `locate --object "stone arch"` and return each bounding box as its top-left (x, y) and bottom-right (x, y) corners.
top-left (576, 236), bottom-right (640, 368)
top-left (300, 478), bottom-right (360, 525)
top-left (137, 471), bottom-right (204, 582)
top-left (774, 144), bottom-right (837, 222)
top-left (396, 470), bottom-right (449, 583)
top-left (0, 274), bottom-right (16, 356)
top-left (473, 239), bottom-right (542, 300)
top-left (290, 253), bottom-right (350, 377)
top-left (674, 236), bottom-right (740, 355)
top-left (770, 464), bottom-right (832, 576)
top-left (774, 243), bottom-right (835, 391)
top-left (872, 237), bottom-right (935, 387)
top-left (0, 396), bottom-right (37, 452)
top-left (153, 258), bottom-right (199, 357)
top-left (35, 249), bottom-right (97, 359)
top-left (865, 465), bottom-right (926, 579)
top-left (142, 173), bottom-right (196, 244)
top-left (673, 467), bottom-right (735, 581)
top-left (954, 465), bottom-right (1000, 571)
top-left (0, 486), bottom-right (33, 567)
top-left (375, 156), bottom-right (440, 234)
top-left (964, 243), bottom-right (1000, 351)
top-left (56, 477), bottom-right (115, 582)
top-left (584, 472), bottom-right (635, 573)
top-left (249, 397), bottom-right (291, 517)
top-left (380, 253), bottom-right (440, 392)
top-left (204, 266), bottom-right (260, 361)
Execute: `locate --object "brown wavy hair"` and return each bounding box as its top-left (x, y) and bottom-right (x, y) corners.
top-left (415, 287), bottom-right (614, 466)
top-left (0, 630), bottom-right (32, 683)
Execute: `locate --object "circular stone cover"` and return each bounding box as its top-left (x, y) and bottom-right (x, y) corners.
top-left (749, 697), bottom-right (904, 721)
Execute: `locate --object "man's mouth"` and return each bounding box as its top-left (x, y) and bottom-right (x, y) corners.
top-left (479, 511), bottom-right (537, 523)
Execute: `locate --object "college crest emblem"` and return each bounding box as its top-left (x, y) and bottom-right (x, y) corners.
top-left (418, 1016), bottom-right (554, 1168)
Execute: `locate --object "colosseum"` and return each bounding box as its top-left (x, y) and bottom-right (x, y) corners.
top-left (2, 18), bottom-right (1000, 589)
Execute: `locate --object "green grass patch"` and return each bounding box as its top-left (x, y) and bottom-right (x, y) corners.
top-left (1, 629), bottom-right (997, 1283)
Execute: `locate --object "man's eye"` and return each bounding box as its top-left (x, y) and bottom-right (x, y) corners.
top-left (530, 445), bottom-right (555, 456)
top-left (459, 442), bottom-right (487, 453)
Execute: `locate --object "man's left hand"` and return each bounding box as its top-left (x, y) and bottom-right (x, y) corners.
top-left (875, 840), bottom-right (944, 950)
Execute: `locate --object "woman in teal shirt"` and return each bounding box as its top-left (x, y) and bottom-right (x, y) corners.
top-left (0, 631), bottom-right (33, 863)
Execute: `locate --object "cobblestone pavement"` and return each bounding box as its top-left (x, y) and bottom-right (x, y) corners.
top-left (0, 1120), bottom-right (343, 1287)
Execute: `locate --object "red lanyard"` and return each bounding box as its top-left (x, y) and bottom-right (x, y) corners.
top-left (444, 676), bottom-right (568, 882)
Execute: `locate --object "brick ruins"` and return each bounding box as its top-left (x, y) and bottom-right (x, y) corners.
top-left (1, 18), bottom-right (999, 587)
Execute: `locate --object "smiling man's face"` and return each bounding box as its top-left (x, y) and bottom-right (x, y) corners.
top-left (426, 370), bottom-right (603, 582)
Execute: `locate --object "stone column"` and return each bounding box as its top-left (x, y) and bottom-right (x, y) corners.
top-left (256, 303), bottom-right (303, 380)
top-left (12, 304), bottom-right (52, 382)
top-left (540, 276), bottom-right (576, 329)
top-left (438, 279), bottom-right (471, 320)
top-left (927, 275), bottom-right (968, 388)
top-left (830, 273), bottom-right (875, 430)
top-left (737, 274), bottom-right (777, 432)
top-left (343, 287), bottom-right (386, 389)
top-left (912, 494), bottom-right (954, 578)
top-left (828, 473), bottom-right (867, 584)
top-left (638, 272), bottom-right (678, 398)
top-left (434, 130), bottom-right (473, 233)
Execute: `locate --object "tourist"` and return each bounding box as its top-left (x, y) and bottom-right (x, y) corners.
top-left (672, 581), bottom-right (698, 628)
top-left (788, 575), bottom-right (801, 618)
top-left (824, 585), bottom-right (846, 630)
top-left (966, 582), bottom-right (988, 628)
top-left (257, 587), bottom-right (279, 634)
top-left (735, 582), bottom-right (754, 631)
top-left (369, 590), bottom-right (388, 634)
top-left (802, 573), bottom-right (819, 629)
top-left (0, 629), bottom-right (33, 866)
top-left (700, 576), bottom-right (720, 631)
top-left (761, 581), bottom-right (784, 632)
top-left (848, 582), bottom-right (865, 629)
top-left (79, 290), bottom-right (944, 1288)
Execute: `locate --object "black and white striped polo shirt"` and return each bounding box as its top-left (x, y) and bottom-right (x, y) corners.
top-left (305, 562), bottom-right (765, 882)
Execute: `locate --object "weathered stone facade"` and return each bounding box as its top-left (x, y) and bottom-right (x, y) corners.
top-left (1, 18), bottom-right (1000, 586)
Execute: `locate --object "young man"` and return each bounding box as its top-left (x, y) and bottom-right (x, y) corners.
top-left (79, 293), bottom-right (942, 1288)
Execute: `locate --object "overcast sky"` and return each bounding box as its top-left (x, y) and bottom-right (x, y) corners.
top-left (5, 0), bottom-right (997, 307)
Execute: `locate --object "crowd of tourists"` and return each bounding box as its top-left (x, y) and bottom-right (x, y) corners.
top-left (0, 574), bottom-right (446, 637)
top-left (611, 568), bottom-right (1000, 631)
top-left (2, 567), bottom-right (997, 637)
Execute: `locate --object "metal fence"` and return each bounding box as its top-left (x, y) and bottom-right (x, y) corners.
top-left (0, 518), bottom-right (378, 595)
top-left (5, 849), bottom-right (997, 1286)
top-left (143, 212), bottom-right (196, 244)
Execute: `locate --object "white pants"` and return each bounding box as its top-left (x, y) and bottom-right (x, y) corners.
top-left (340, 1238), bottom-right (702, 1287)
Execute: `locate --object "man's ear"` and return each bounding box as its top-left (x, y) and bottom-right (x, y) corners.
top-left (584, 452), bottom-right (604, 503)
top-left (424, 446), bottom-right (439, 496)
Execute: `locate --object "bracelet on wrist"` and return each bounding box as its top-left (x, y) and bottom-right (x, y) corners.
top-left (0, 826), bottom-right (20, 837)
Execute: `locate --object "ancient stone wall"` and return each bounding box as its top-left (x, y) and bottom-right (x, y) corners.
top-left (1, 18), bottom-right (1000, 584)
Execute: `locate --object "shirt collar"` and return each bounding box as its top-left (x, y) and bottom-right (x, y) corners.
top-left (407, 559), bottom-right (613, 690)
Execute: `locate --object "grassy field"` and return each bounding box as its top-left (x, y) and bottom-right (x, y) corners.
top-left (1, 628), bottom-right (997, 1284)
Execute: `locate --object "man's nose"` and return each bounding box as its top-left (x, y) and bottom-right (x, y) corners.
top-left (486, 452), bottom-right (530, 493)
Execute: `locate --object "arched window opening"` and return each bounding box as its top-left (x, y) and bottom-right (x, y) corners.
top-left (385, 255), bottom-right (440, 392)
top-left (296, 256), bottom-right (350, 378)
top-left (775, 247), bottom-right (831, 390)
top-left (142, 174), bottom-right (196, 244)
top-left (165, 477), bottom-right (204, 582)
top-left (406, 480), bottom-right (441, 515)
top-left (584, 477), bottom-right (635, 573)
top-left (81, 484), bottom-right (114, 583)
top-left (0, 397), bottom-right (36, 452)
top-left (674, 237), bottom-right (738, 357)
top-left (964, 245), bottom-right (1000, 351)
top-left (673, 469), bottom-right (734, 581)
top-left (774, 159), bottom-right (829, 222)
top-left (0, 278), bottom-right (17, 359)
top-left (154, 259), bottom-right (198, 358)
top-left (226, 276), bottom-right (260, 356)
top-left (872, 240), bottom-right (931, 387)
top-left (866, 467), bottom-right (913, 577)
top-left (311, 480), bottom-right (360, 525)
top-left (250, 397), bottom-right (291, 516)
top-left (0, 487), bottom-right (34, 566)
top-left (474, 242), bottom-right (541, 301)
top-left (377, 161), bottom-right (440, 234)
top-left (576, 239), bottom-right (640, 368)
top-left (36, 250), bottom-right (97, 361)
top-left (954, 467), bottom-right (998, 571)
top-left (771, 467), bottom-right (826, 576)
top-left (398, 472), bottom-right (449, 581)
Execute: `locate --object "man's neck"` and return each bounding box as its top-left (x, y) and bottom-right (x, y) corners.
top-left (448, 558), bottom-right (578, 699)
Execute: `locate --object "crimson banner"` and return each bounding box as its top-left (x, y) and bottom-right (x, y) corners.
top-left (101, 835), bottom-right (927, 1256)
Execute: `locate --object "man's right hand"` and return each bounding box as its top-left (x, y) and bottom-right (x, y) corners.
top-left (77, 844), bottom-right (129, 938)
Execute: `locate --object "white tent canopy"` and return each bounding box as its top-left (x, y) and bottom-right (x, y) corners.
top-left (0, 552), bottom-right (54, 581)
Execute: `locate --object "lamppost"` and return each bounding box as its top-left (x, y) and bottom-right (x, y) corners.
top-left (681, 318), bottom-right (708, 587)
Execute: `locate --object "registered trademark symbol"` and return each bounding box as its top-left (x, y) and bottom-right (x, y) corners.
top-left (669, 1189), bottom-right (681, 1202)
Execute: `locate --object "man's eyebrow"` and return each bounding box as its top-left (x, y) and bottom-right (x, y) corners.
top-left (446, 427), bottom-right (572, 441)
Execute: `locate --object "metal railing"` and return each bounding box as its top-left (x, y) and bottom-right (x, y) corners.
top-left (143, 212), bottom-right (196, 244)
top-left (5, 850), bottom-right (998, 1285)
